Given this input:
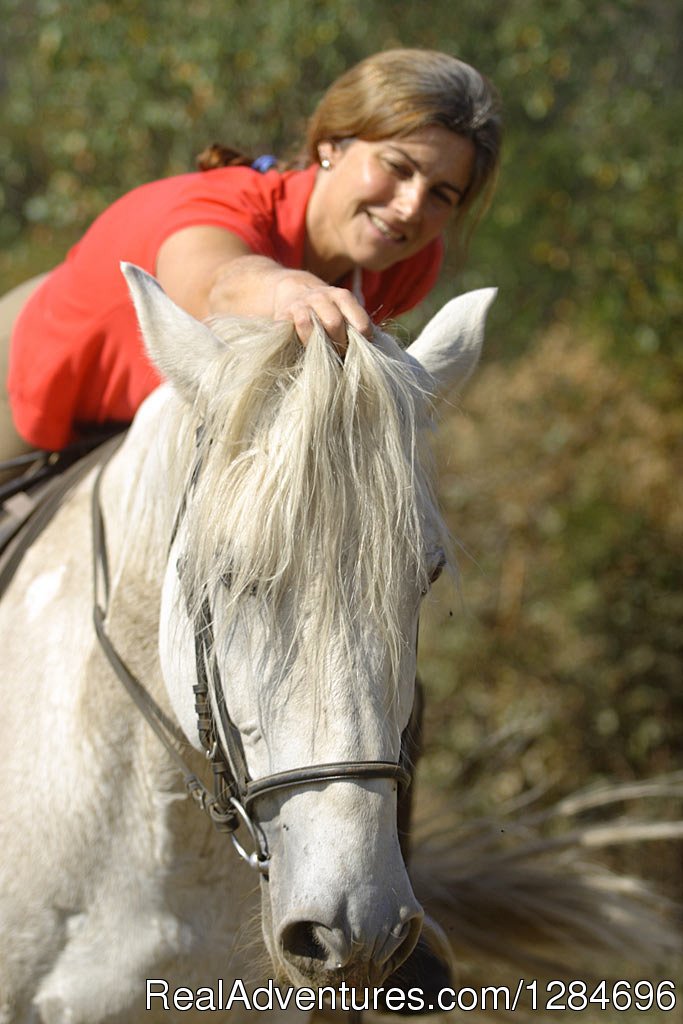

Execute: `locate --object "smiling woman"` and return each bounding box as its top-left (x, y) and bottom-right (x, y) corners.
top-left (1, 48), bottom-right (501, 458)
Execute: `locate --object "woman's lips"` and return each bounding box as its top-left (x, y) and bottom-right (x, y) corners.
top-left (366, 210), bottom-right (407, 242)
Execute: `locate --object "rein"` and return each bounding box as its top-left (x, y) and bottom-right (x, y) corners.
top-left (91, 438), bottom-right (414, 876)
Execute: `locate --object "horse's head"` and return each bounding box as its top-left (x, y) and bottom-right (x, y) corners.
top-left (122, 263), bottom-right (495, 990)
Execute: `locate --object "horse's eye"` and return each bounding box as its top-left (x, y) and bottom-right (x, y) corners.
top-left (220, 569), bottom-right (258, 598)
top-left (428, 552), bottom-right (446, 586)
top-left (420, 551), bottom-right (445, 595)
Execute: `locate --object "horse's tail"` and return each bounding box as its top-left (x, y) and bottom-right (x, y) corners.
top-left (409, 775), bottom-right (683, 1000)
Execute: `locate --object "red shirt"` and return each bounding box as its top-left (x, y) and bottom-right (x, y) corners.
top-left (9, 164), bottom-right (443, 449)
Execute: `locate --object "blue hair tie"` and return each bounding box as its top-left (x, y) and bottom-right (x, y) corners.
top-left (251, 154), bottom-right (278, 173)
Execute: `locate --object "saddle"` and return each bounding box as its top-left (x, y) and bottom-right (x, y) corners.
top-left (0, 431), bottom-right (125, 599)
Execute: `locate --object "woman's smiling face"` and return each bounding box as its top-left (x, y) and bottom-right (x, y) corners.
top-left (305, 126), bottom-right (475, 281)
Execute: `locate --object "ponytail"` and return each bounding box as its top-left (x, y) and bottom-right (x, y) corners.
top-left (196, 144), bottom-right (254, 171)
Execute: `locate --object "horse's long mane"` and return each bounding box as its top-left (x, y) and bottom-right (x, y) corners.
top-left (172, 317), bottom-right (450, 689)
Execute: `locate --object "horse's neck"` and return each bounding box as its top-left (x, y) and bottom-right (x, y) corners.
top-left (97, 389), bottom-right (184, 699)
top-left (103, 389), bottom-right (179, 565)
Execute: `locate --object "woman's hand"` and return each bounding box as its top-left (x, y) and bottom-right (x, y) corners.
top-left (271, 277), bottom-right (373, 352)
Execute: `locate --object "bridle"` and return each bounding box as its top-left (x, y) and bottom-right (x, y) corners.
top-left (91, 439), bottom-right (414, 877)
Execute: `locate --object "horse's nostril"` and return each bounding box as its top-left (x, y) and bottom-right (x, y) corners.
top-left (281, 921), bottom-right (341, 966)
top-left (280, 914), bottom-right (421, 979)
top-left (378, 911), bottom-right (423, 976)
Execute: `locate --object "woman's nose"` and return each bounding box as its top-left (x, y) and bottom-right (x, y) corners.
top-left (394, 178), bottom-right (427, 222)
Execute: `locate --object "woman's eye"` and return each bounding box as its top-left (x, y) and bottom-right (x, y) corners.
top-left (432, 188), bottom-right (457, 208)
top-left (384, 158), bottom-right (411, 178)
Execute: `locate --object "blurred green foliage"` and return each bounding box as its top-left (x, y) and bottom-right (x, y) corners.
top-left (1, 0), bottom-right (680, 876)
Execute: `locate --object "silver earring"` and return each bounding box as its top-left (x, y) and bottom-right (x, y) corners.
top-left (320, 157), bottom-right (331, 170)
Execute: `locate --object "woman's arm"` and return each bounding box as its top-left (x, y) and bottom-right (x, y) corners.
top-left (156, 225), bottom-right (371, 347)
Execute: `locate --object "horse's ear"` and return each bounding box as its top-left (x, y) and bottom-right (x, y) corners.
top-left (405, 288), bottom-right (497, 398)
top-left (121, 262), bottom-right (224, 402)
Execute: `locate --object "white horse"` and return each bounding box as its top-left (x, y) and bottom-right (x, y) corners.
top-left (0, 266), bottom-right (494, 1023)
top-left (2, 268), bottom-right (681, 1024)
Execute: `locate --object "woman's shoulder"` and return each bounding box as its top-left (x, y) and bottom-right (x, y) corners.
top-left (66, 165), bottom-right (314, 268)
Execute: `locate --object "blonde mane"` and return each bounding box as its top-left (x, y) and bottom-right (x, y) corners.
top-left (173, 316), bottom-right (450, 688)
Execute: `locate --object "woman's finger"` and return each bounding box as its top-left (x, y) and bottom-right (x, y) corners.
top-left (285, 288), bottom-right (373, 351)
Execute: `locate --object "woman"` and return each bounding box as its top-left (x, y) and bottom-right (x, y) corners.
top-left (1, 48), bottom-right (501, 458)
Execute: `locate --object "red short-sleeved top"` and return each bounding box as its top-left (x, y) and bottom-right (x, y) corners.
top-left (8, 164), bottom-right (443, 450)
